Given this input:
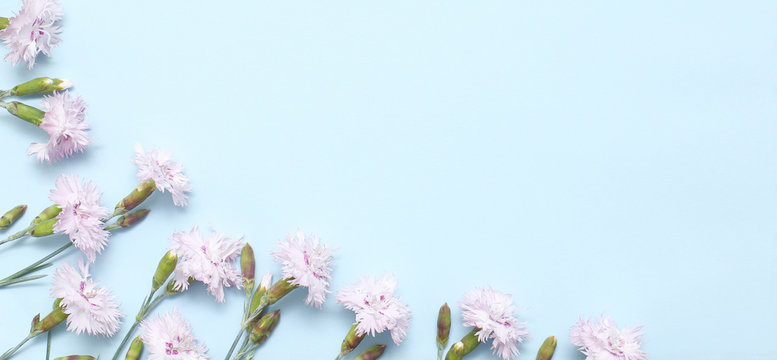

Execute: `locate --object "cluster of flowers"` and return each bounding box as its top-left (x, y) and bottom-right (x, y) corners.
top-left (0, 1), bottom-right (648, 360)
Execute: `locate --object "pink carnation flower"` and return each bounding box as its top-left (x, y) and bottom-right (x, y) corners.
top-left (27, 91), bottom-right (90, 163)
top-left (51, 259), bottom-right (122, 336)
top-left (140, 308), bottom-right (209, 360)
top-left (459, 287), bottom-right (529, 360)
top-left (337, 274), bottom-right (412, 345)
top-left (0, 0), bottom-right (62, 68)
top-left (133, 144), bottom-right (191, 206)
top-left (272, 230), bottom-right (335, 308)
top-left (49, 174), bottom-right (110, 262)
top-left (170, 227), bottom-right (243, 302)
top-left (570, 316), bottom-right (646, 360)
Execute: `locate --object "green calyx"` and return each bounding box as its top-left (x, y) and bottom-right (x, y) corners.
top-left (241, 243), bottom-right (255, 294)
top-left (266, 278), bottom-right (298, 305)
top-left (444, 328), bottom-right (481, 360)
top-left (124, 336), bottom-right (144, 360)
top-left (11, 77), bottom-right (72, 97)
top-left (0, 204), bottom-right (27, 229)
top-left (34, 299), bottom-right (68, 333)
top-left (0, 17), bottom-right (9, 30)
top-left (339, 323), bottom-right (366, 358)
top-left (114, 179), bottom-right (156, 216)
top-left (30, 218), bottom-right (57, 237)
top-left (2, 101), bottom-right (46, 126)
top-left (32, 204), bottom-right (62, 225)
top-left (112, 209), bottom-right (151, 229)
top-left (536, 336), bottom-right (557, 360)
top-left (355, 344), bottom-right (387, 360)
top-left (152, 250), bottom-right (178, 291)
top-left (249, 310), bottom-right (280, 344)
top-left (437, 302), bottom-right (451, 351)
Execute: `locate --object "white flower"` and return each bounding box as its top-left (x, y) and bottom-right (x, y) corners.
top-left (170, 227), bottom-right (243, 302)
top-left (27, 91), bottom-right (90, 163)
top-left (49, 174), bottom-right (110, 262)
top-left (50, 259), bottom-right (122, 336)
top-left (337, 274), bottom-right (412, 345)
top-left (140, 308), bottom-right (209, 360)
top-left (459, 287), bottom-right (529, 360)
top-left (570, 316), bottom-right (646, 360)
top-left (0, 0), bottom-right (62, 68)
top-left (133, 144), bottom-right (191, 206)
top-left (272, 230), bottom-right (335, 308)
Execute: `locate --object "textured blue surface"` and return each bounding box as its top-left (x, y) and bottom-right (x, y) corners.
top-left (0, 1), bottom-right (776, 359)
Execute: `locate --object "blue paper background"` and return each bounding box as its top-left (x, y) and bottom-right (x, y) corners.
top-left (1, 1), bottom-right (776, 359)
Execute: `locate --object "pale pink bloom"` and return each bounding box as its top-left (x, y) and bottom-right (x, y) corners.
top-left (272, 230), bottom-right (335, 308)
top-left (140, 308), bottom-right (209, 360)
top-left (337, 274), bottom-right (412, 345)
top-left (570, 316), bottom-right (646, 360)
top-left (170, 227), bottom-right (243, 302)
top-left (49, 174), bottom-right (110, 262)
top-left (50, 259), bottom-right (122, 336)
top-left (133, 144), bottom-right (191, 206)
top-left (27, 91), bottom-right (90, 163)
top-left (459, 287), bottom-right (529, 360)
top-left (0, 0), bottom-right (62, 68)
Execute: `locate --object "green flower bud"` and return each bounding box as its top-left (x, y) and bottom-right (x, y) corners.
top-left (266, 278), bottom-right (298, 305)
top-left (0, 17), bottom-right (9, 30)
top-left (0, 204), bottom-right (26, 229)
top-left (535, 335), bottom-right (556, 360)
top-left (437, 302), bottom-right (451, 351)
top-left (53, 356), bottom-right (97, 360)
top-left (152, 251), bottom-right (178, 291)
top-left (339, 323), bottom-right (366, 359)
top-left (11, 77), bottom-right (73, 97)
top-left (35, 298), bottom-right (68, 332)
top-left (444, 329), bottom-right (480, 360)
top-left (2, 101), bottom-right (45, 126)
top-left (241, 243), bottom-right (255, 295)
top-left (125, 336), bottom-right (144, 360)
top-left (30, 218), bottom-right (57, 237)
top-left (249, 273), bottom-right (272, 316)
top-left (109, 209), bottom-right (150, 230)
top-left (114, 180), bottom-right (156, 215)
top-left (355, 344), bottom-right (387, 360)
top-left (32, 204), bottom-right (62, 225)
top-left (249, 310), bottom-right (280, 344)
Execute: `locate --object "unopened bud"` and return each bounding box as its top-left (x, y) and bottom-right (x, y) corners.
top-left (241, 243), bottom-right (255, 295)
top-left (535, 336), bottom-right (556, 360)
top-left (112, 209), bottom-right (150, 229)
top-left (32, 204), bottom-right (61, 225)
top-left (339, 323), bottom-right (366, 358)
top-left (355, 344), bottom-right (387, 360)
top-left (125, 336), bottom-right (143, 360)
top-left (249, 273), bottom-right (272, 315)
top-left (152, 250), bottom-right (178, 291)
top-left (444, 329), bottom-right (480, 360)
top-left (437, 302), bottom-right (451, 351)
top-left (3, 101), bottom-right (45, 126)
top-left (0, 204), bottom-right (26, 229)
top-left (53, 356), bottom-right (97, 360)
top-left (114, 180), bottom-right (156, 215)
top-left (249, 310), bottom-right (280, 344)
top-left (266, 278), bottom-right (298, 305)
top-left (30, 313), bottom-right (40, 332)
top-left (35, 298), bottom-right (68, 332)
top-left (30, 218), bottom-right (57, 237)
top-left (0, 17), bottom-right (9, 30)
top-left (11, 77), bottom-right (72, 97)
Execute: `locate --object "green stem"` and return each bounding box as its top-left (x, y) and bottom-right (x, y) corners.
top-left (0, 333), bottom-right (38, 360)
top-left (111, 291), bottom-right (169, 360)
top-left (45, 331), bottom-right (51, 360)
top-left (224, 328), bottom-right (245, 360)
top-left (0, 227), bottom-right (31, 246)
top-left (0, 274), bottom-right (47, 287)
top-left (0, 242), bottom-right (71, 289)
top-left (111, 321), bottom-right (140, 360)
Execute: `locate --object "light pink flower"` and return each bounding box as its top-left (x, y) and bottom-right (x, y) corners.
top-left (49, 174), bottom-right (110, 262)
top-left (459, 287), bottom-right (529, 360)
top-left (133, 144), bottom-right (191, 206)
top-left (337, 274), bottom-right (412, 345)
top-left (140, 308), bottom-right (209, 360)
top-left (170, 227), bottom-right (243, 302)
top-left (0, 0), bottom-right (62, 68)
top-left (570, 316), bottom-right (646, 360)
top-left (272, 230), bottom-right (335, 308)
top-left (50, 259), bottom-right (122, 336)
top-left (27, 91), bottom-right (90, 163)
